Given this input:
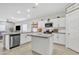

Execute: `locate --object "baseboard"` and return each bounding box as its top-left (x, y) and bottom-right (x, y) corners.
top-left (10, 45), bottom-right (20, 49)
top-left (32, 50), bottom-right (41, 55)
top-left (67, 47), bottom-right (79, 54)
top-left (21, 41), bottom-right (32, 45)
top-left (54, 43), bottom-right (65, 46)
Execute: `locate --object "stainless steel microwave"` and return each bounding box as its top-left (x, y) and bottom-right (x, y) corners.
top-left (45, 23), bottom-right (53, 27)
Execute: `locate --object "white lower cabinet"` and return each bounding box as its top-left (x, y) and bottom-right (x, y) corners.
top-left (5, 35), bottom-right (10, 50)
top-left (58, 34), bottom-right (65, 45)
top-left (20, 34), bottom-right (31, 45)
top-left (54, 33), bottom-right (65, 45)
top-left (26, 36), bottom-right (32, 42)
top-left (54, 33), bottom-right (58, 43)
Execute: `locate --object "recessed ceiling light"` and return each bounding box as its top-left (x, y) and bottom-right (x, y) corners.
top-left (11, 17), bottom-right (15, 19)
top-left (27, 14), bottom-right (30, 18)
top-left (17, 10), bottom-right (21, 14)
top-left (35, 3), bottom-right (38, 6)
top-left (19, 18), bottom-right (26, 21)
top-left (27, 9), bottom-right (30, 12)
top-left (32, 3), bottom-right (38, 8)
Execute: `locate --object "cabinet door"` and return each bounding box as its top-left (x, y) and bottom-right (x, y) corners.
top-left (27, 36), bottom-right (32, 42)
top-left (20, 34), bottom-right (31, 44)
top-left (66, 9), bottom-right (79, 52)
top-left (53, 19), bottom-right (59, 28)
top-left (52, 18), bottom-right (65, 28)
top-left (20, 34), bottom-right (26, 44)
top-left (54, 33), bottom-right (58, 43)
top-left (54, 33), bottom-right (65, 45)
top-left (58, 34), bottom-right (65, 45)
top-left (58, 18), bottom-right (65, 27)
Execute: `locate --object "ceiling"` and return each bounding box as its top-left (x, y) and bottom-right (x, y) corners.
top-left (0, 3), bottom-right (68, 22)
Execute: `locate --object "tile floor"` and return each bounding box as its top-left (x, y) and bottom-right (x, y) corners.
top-left (0, 41), bottom-right (79, 55)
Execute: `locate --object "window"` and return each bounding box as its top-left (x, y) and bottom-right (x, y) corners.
top-left (0, 24), bottom-right (6, 31)
top-left (22, 24), bottom-right (27, 32)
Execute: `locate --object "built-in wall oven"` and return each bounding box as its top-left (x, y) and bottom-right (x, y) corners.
top-left (44, 23), bottom-right (53, 34)
top-left (10, 34), bottom-right (20, 49)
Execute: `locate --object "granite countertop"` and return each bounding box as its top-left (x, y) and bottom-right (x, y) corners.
top-left (54, 32), bottom-right (66, 34)
top-left (4, 31), bottom-right (21, 35)
top-left (4, 31), bottom-right (66, 37)
top-left (27, 32), bottom-right (54, 38)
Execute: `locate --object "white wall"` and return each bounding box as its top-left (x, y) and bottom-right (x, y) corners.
top-left (15, 13), bottom-right (65, 32)
top-left (15, 20), bottom-right (33, 32)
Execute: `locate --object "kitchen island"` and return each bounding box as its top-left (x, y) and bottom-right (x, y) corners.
top-left (3, 32), bottom-right (20, 50)
top-left (27, 33), bottom-right (53, 55)
top-left (3, 32), bottom-right (31, 50)
top-left (3, 32), bottom-right (53, 55)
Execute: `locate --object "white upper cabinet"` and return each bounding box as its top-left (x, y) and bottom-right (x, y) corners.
top-left (51, 19), bottom-right (58, 28)
top-left (58, 18), bottom-right (65, 27)
top-left (50, 18), bottom-right (65, 28)
top-left (37, 18), bottom-right (65, 29)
